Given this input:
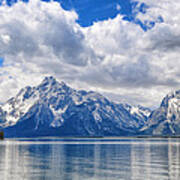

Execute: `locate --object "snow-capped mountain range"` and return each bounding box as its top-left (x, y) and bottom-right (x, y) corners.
top-left (0, 76), bottom-right (179, 137)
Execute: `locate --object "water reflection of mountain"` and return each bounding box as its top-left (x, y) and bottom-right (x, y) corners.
top-left (168, 140), bottom-right (180, 180)
top-left (130, 139), bottom-right (180, 180)
top-left (0, 139), bottom-right (180, 180)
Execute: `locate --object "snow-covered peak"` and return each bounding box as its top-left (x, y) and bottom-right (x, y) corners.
top-left (142, 89), bottom-right (180, 135)
top-left (120, 104), bottom-right (151, 119)
top-left (0, 77), bottom-right (73, 126)
top-left (164, 90), bottom-right (180, 123)
top-left (41, 76), bottom-right (57, 84)
top-left (38, 76), bottom-right (69, 91)
top-left (161, 90), bottom-right (180, 107)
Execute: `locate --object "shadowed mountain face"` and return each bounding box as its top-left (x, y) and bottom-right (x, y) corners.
top-left (0, 76), bottom-right (151, 137)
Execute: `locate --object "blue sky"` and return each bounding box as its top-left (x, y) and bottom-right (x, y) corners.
top-left (0, 57), bottom-right (3, 67)
top-left (3, 0), bottom-right (158, 30)
top-left (0, 0), bottom-right (179, 107)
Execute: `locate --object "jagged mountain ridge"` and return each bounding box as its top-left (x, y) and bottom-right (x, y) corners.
top-left (142, 90), bottom-right (180, 135)
top-left (0, 76), bottom-right (151, 137)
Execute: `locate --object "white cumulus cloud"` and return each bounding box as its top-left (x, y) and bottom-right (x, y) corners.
top-left (0, 0), bottom-right (179, 108)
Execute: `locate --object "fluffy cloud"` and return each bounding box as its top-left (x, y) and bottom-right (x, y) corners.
top-left (0, 0), bottom-right (180, 108)
top-left (0, 0), bottom-right (95, 66)
top-left (0, 0), bottom-right (96, 101)
top-left (78, 1), bottom-right (180, 107)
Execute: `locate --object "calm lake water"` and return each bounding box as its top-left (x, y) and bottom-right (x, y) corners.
top-left (0, 138), bottom-right (180, 180)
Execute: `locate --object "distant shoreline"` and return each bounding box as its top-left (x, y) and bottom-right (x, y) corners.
top-left (3, 135), bottom-right (180, 139)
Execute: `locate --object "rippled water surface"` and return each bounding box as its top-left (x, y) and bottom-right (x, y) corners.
top-left (0, 138), bottom-right (180, 180)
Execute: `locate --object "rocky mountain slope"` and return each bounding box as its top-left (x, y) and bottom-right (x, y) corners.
top-left (141, 90), bottom-right (180, 136)
top-left (0, 76), bottom-right (151, 137)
